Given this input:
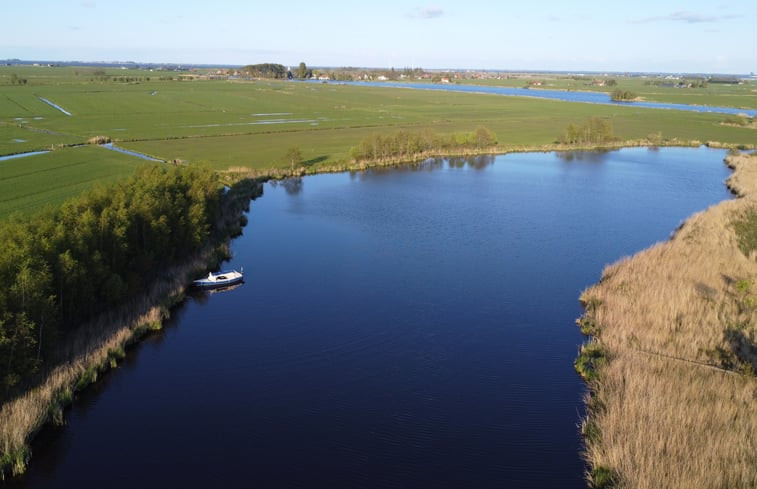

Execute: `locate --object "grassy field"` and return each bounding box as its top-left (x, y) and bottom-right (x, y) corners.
top-left (464, 74), bottom-right (757, 110)
top-left (1, 66), bottom-right (756, 215)
top-left (0, 145), bottom-right (143, 216)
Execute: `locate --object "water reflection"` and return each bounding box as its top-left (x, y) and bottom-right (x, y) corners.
top-left (186, 282), bottom-right (245, 304)
top-left (556, 150), bottom-right (615, 163)
top-left (448, 155), bottom-right (495, 170)
top-left (353, 155), bottom-right (495, 180)
top-left (269, 177), bottom-right (304, 195)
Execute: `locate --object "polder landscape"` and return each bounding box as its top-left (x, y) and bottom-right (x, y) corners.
top-left (1, 21), bottom-right (757, 489)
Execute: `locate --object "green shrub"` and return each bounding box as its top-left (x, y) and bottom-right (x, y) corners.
top-left (591, 465), bottom-right (619, 488)
top-left (575, 341), bottom-right (607, 382)
top-left (732, 208), bottom-right (757, 257)
top-left (74, 366), bottom-right (97, 392)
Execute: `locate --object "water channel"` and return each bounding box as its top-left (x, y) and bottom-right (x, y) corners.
top-left (10, 147), bottom-right (732, 488)
top-left (331, 81), bottom-right (757, 116)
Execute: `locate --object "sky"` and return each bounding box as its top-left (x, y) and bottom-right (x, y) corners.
top-left (2, 0), bottom-right (755, 73)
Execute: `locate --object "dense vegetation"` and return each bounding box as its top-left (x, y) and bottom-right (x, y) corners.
top-left (349, 127), bottom-right (496, 161)
top-left (610, 88), bottom-right (638, 102)
top-left (241, 63), bottom-right (288, 79)
top-left (0, 164), bottom-right (221, 401)
top-left (560, 117), bottom-right (615, 145)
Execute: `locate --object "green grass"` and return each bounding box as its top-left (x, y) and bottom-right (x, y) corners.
top-left (0, 145), bottom-right (143, 217)
top-left (732, 206), bottom-right (757, 257)
top-left (0, 122), bottom-right (82, 155)
top-left (465, 75), bottom-right (757, 110)
top-left (1, 66), bottom-right (756, 216)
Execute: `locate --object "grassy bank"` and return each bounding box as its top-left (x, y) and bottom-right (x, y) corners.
top-left (0, 177), bottom-right (261, 479)
top-left (576, 152), bottom-right (757, 488)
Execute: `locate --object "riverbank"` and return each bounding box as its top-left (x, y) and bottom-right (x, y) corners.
top-left (223, 137), bottom-right (754, 181)
top-left (0, 178), bottom-right (261, 479)
top-left (576, 153), bottom-right (757, 488)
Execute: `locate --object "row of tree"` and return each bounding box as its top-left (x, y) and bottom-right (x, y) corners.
top-left (241, 63), bottom-right (289, 79)
top-left (610, 88), bottom-right (637, 101)
top-left (0, 165), bottom-right (221, 401)
top-left (349, 127), bottom-right (497, 161)
top-left (560, 117), bottom-right (615, 145)
top-left (6, 73), bottom-right (28, 85)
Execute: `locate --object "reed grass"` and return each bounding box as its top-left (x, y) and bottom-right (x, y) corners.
top-left (577, 153), bottom-right (757, 488)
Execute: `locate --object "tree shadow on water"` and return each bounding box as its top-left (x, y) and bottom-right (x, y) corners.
top-left (280, 177), bottom-right (303, 195)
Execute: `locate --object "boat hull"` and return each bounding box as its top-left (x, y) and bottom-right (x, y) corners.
top-left (192, 270), bottom-right (244, 288)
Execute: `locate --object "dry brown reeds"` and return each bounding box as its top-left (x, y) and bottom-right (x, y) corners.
top-left (578, 153), bottom-right (757, 488)
top-left (86, 135), bottom-right (111, 145)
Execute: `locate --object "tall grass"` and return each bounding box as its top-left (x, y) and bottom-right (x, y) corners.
top-left (577, 153), bottom-right (757, 488)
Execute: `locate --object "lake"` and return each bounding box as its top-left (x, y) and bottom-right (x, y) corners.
top-left (10, 147), bottom-right (732, 489)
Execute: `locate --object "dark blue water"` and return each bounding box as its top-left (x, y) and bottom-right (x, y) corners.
top-left (11, 147), bottom-right (732, 489)
top-left (330, 81), bottom-right (757, 116)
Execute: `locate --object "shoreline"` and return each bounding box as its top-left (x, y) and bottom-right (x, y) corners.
top-left (1, 143), bottom-right (752, 482)
top-left (223, 138), bottom-right (754, 181)
top-left (0, 178), bottom-right (261, 479)
top-left (575, 152), bottom-right (757, 488)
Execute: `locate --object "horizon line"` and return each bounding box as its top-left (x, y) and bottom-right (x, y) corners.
top-left (2, 58), bottom-right (755, 78)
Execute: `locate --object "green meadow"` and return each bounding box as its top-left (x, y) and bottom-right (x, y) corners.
top-left (1, 66), bottom-right (755, 217)
top-left (465, 74), bottom-right (757, 109)
top-left (0, 145), bottom-right (143, 216)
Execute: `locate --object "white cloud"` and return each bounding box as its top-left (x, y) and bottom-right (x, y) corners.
top-left (409, 6), bottom-right (444, 19)
top-left (632, 10), bottom-right (737, 24)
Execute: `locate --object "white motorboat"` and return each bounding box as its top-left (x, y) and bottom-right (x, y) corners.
top-left (193, 269), bottom-right (244, 288)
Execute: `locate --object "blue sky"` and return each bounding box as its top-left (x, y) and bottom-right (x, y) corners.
top-left (3, 0), bottom-right (755, 73)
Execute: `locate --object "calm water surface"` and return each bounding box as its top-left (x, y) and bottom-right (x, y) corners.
top-left (12, 147), bottom-right (731, 489)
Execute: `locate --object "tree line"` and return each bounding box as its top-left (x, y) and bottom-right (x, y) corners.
top-left (241, 63), bottom-right (289, 79)
top-left (349, 127), bottom-right (497, 161)
top-left (560, 117), bottom-right (615, 145)
top-left (610, 88), bottom-right (637, 101)
top-left (0, 165), bottom-right (221, 401)
top-left (6, 73), bottom-right (28, 85)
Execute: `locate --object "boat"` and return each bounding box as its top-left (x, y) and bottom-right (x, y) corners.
top-left (193, 269), bottom-right (244, 288)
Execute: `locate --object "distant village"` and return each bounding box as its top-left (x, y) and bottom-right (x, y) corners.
top-left (3, 59), bottom-right (753, 86)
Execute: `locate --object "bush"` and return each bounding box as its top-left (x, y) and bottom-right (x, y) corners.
top-left (591, 465), bottom-right (619, 488)
top-left (610, 89), bottom-right (637, 102)
top-left (350, 127), bottom-right (497, 162)
top-left (561, 118), bottom-right (615, 145)
top-left (574, 341), bottom-right (607, 382)
top-left (732, 207), bottom-right (757, 258)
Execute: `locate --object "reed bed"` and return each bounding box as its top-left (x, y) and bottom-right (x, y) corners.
top-left (578, 153), bottom-right (757, 488)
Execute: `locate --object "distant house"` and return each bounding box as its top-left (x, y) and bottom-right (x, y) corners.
top-left (377, 75), bottom-right (388, 81)
top-left (441, 77), bottom-right (450, 84)
top-left (318, 74), bottom-right (330, 81)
